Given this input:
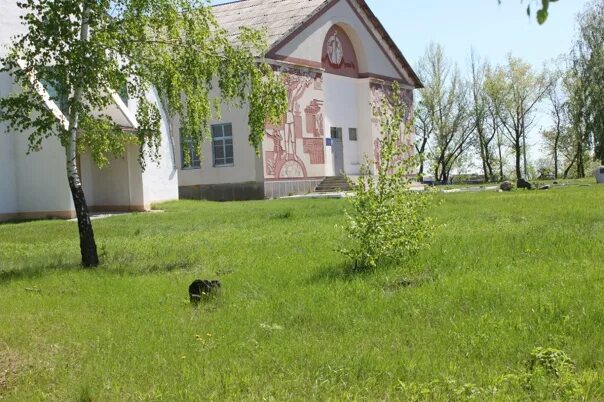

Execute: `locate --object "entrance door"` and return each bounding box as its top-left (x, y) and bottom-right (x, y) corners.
top-left (330, 127), bottom-right (344, 175)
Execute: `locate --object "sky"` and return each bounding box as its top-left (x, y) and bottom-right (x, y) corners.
top-left (212, 0), bottom-right (590, 170)
top-left (368, 0), bottom-right (589, 170)
top-left (370, 0), bottom-right (587, 75)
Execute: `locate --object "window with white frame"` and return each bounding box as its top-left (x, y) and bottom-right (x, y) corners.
top-left (212, 123), bottom-right (234, 167)
top-left (349, 128), bottom-right (358, 141)
top-left (181, 134), bottom-right (201, 169)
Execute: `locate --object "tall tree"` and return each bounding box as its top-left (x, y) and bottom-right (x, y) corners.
top-left (563, 65), bottom-right (591, 177)
top-left (492, 56), bottom-right (551, 180)
top-left (414, 98), bottom-right (433, 179)
top-left (469, 52), bottom-right (497, 182)
top-left (0, 0), bottom-right (287, 267)
top-left (542, 71), bottom-right (567, 179)
top-left (484, 66), bottom-right (508, 180)
top-left (416, 43), bottom-right (472, 184)
top-left (573, 0), bottom-right (604, 165)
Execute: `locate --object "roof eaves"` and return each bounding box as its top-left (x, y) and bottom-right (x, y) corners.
top-left (266, 0), bottom-right (332, 52)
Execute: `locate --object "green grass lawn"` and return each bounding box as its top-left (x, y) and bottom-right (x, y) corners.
top-left (1, 186), bottom-right (604, 400)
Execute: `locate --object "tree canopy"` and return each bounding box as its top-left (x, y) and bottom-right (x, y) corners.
top-left (572, 0), bottom-right (604, 162)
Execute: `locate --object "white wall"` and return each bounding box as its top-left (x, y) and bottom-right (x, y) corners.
top-left (141, 89), bottom-right (179, 206)
top-left (1, 4), bottom-right (74, 217)
top-left (13, 134), bottom-right (74, 214)
top-left (0, 4), bottom-right (24, 215)
top-left (0, 2), bottom-right (26, 59)
top-left (81, 153), bottom-right (132, 208)
top-left (0, 73), bottom-right (18, 215)
top-left (0, 3), bottom-right (177, 215)
top-left (177, 101), bottom-right (261, 187)
top-left (275, 0), bottom-right (413, 86)
top-left (356, 78), bottom-right (375, 169)
top-left (81, 89), bottom-right (179, 210)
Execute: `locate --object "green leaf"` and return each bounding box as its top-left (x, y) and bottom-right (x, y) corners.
top-left (537, 9), bottom-right (549, 24)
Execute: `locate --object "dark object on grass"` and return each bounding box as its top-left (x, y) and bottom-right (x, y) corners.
top-left (517, 178), bottom-right (533, 190)
top-left (539, 185), bottom-right (550, 190)
top-left (500, 181), bottom-right (513, 191)
top-left (553, 181), bottom-right (559, 185)
top-left (189, 280), bottom-right (221, 304)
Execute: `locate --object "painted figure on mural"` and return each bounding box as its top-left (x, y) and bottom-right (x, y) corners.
top-left (264, 70), bottom-right (329, 179)
top-left (327, 32), bottom-right (343, 66)
top-left (265, 72), bottom-right (315, 179)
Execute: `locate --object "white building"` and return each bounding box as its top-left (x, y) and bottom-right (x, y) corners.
top-left (0, 2), bottom-right (179, 222)
top-left (0, 0), bottom-right (421, 221)
top-left (177, 0), bottom-right (422, 200)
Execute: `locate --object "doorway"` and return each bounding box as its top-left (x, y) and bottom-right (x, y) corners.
top-left (330, 127), bottom-right (344, 175)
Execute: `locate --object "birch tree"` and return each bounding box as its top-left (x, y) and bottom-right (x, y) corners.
top-left (563, 66), bottom-right (591, 177)
top-left (470, 53), bottom-right (497, 182)
top-left (414, 98), bottom-right (433, 179)
top-left (542, 71), bottom-right (567, 179)
top-left (0, 0), bottom-right (287, 267)
top-left (484, 66), bottom-right (508, 180)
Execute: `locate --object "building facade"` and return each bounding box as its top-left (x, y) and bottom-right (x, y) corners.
top-left (177, 0), bottom-right (422, 201)
top-left (0, 0), bottom-right (421, 221)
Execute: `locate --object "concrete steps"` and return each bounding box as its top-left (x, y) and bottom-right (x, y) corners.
top-left (314, 176), bottom-right (351, 193)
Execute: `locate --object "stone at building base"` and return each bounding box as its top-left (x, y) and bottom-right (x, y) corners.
top-left (179, 182), bottom-right (265, 202)
top-left (264, 179), bottom-right (324, 199)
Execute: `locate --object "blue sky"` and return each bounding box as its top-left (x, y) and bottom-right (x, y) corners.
top-left (370, 0), bottom-right (587, 74)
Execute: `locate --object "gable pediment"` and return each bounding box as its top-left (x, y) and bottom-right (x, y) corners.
top-left (266, 0), bottom-right (419, 87)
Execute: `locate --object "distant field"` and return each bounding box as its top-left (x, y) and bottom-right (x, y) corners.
top-left (1, 185), bottom-right (603, 400)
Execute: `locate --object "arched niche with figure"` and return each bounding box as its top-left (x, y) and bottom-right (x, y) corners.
top-left (321, 25), bottom-right (360, 78)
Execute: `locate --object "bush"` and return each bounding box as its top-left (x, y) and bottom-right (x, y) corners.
top-left (339, 82), bottom-right (435, 270)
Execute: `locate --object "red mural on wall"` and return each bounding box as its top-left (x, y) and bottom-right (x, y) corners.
top-left (371, 83), bottom-right (415, 172)
top-left (321, 25), bottom-right (359, 78)
top-left (304, 99), bottom-right (324, 137)
top-left (265, 71), bottom-right (326, 179)
top-left (370, 82), bottom-right (414, 118)
top-left (303, 138), bottom-right (325, 164)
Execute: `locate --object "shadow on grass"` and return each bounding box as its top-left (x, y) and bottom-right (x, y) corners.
top-left (0, 262), bottom-right (83, 284)
top-left (0, 258), bottom-right (200, 285)
top-left (0, 217), bottom-right (66, 226)
top-left (307, 261), bottom-right (377, 284)
top-left (308, 259), bottom-right (440, 292)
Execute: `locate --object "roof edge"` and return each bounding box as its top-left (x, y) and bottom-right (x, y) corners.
top-left (265, 0), bottom-right (423, 89)
top-left (267, 0), bottom-right (334, 50)
top-left (211, 0), bottom-right (250, 9)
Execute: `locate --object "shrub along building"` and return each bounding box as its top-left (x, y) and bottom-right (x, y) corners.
top-left (0, 0), bottom-right (421, 221)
